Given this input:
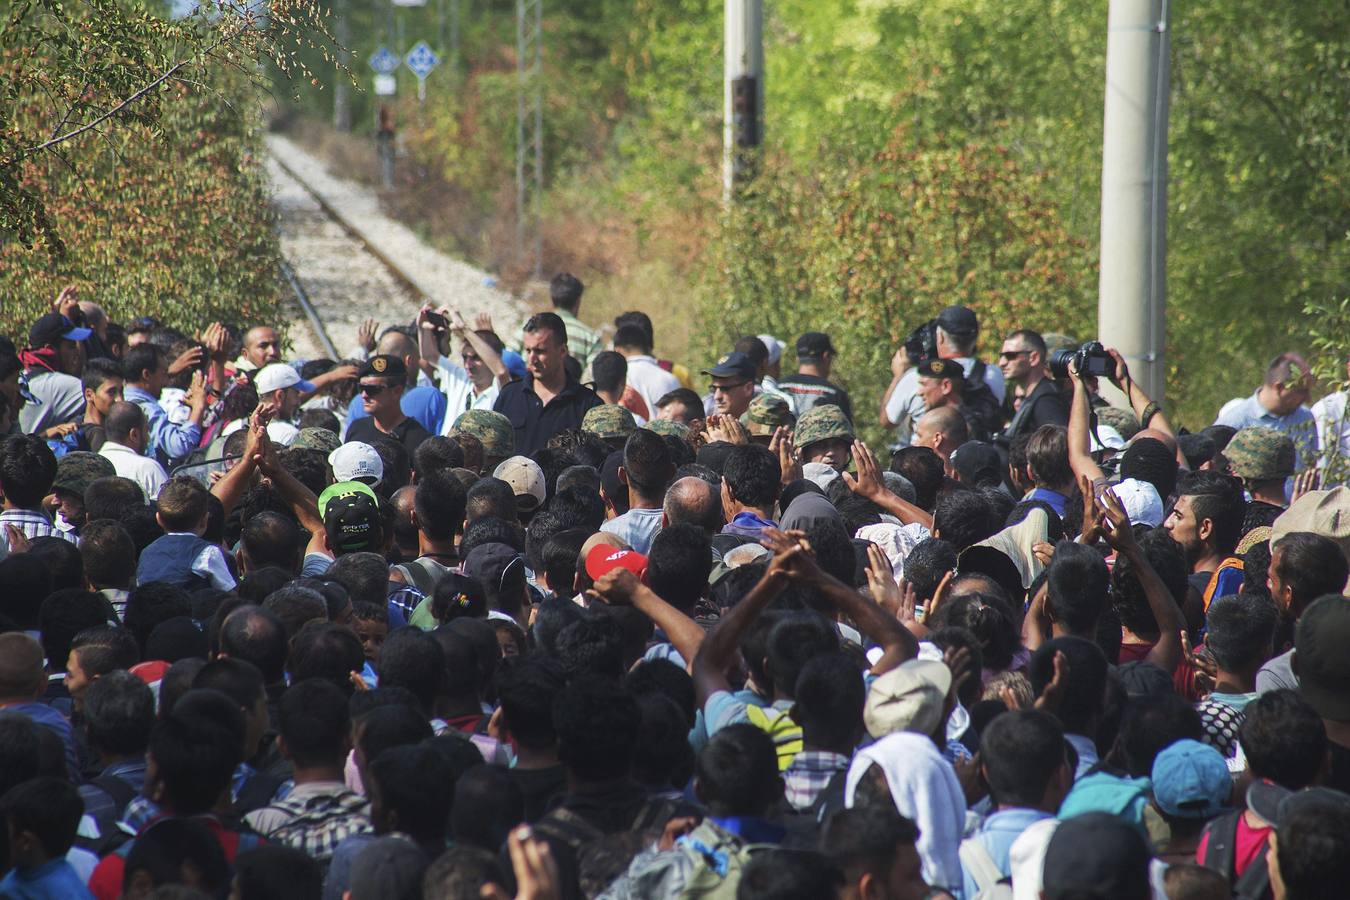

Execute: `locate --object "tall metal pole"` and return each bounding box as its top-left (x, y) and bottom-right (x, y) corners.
top-left (516, 0), bottom-right (542, 277)
top-left (1098, 0), bottom-right (1170, 401)
top-left (722, 0), bottom-right (763, 203)
top-left (333, 0), bottom-right (351, 130)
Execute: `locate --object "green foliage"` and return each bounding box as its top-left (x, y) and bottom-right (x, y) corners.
top-left (1, 0), bottom-right (334, 337)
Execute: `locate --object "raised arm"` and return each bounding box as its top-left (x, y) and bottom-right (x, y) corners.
top-left (255, 430), bottom-right (323, 535)
top-left (1098, 488), bottom-right (1184, 673)
top-left (589, 569), bottom-right (705, 671)
top-left (691, 546), bottom-right (794, 707)
top-left (210, 410), bottom-right (265, 519)
top-left (1067, 366), bottom-right (1106, 485)
top-left (842, 441), bottom-right (934, 530)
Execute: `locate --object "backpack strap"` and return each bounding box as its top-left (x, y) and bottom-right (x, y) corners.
top-left (90, 774), bottom-right (140, 817)
top-left (1200, 810), bottom-right (1241, 879)
top-left (959, 836), bottom-right (1004, 894)
top-left (811, 768), bottom-right (851, 824)
top-left (234, 771), bottom-right (285, 816)
top-left (392, 559), bottom-right (439, 597)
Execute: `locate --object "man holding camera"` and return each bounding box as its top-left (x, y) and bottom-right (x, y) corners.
top-left (998, 329), bottom-right (1068, 444)
top-left (880, 305), bottom-right (1004, 446)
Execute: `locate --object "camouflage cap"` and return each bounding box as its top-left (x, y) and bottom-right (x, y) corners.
top-left (1226, 426), bottom-right (1295, 481)
top-left (51, 451), bottom-right (115, 497)
top-left (451, 409), bottom-right (515, 458)
top-left (794, 403), bottom-right (854, 450)
top-left (581, 404), bottom-right (638, 440)
top-left (292, 427), bottom-right (342, 455)
top-left (643, 418), bottom-right (691, 439)
top-left (1095, 405), bottom-right (1141, 441)
top-left (739, 393), bottom-right (796, 436)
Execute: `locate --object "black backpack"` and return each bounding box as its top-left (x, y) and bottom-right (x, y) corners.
top-left (960, 361), bottom-right (1003, 441)
top-left (1200, 810), bottom-right (1272, 900)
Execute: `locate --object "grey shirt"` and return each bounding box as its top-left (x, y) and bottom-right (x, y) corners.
top-left (17, 370), bottom-right (85, 434)
top-left (599, 507), bottom-right (665, 555)
top-left (1256, 648), bottom-right (1297, 694)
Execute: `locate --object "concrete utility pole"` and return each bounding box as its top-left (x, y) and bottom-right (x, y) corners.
top-left (722, 0), bottom-right (763, 203)
top-left (515, 0), bottom-right (543, 277)
top-left (333, 0), bottom-right (351, 130)
top-left (1098, 0), bottom-right (1171, 401)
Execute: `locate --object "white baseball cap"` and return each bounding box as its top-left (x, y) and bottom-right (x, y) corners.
top-left (757, 334), bottom-right (784, 366)
top-left (1110, 477), bottom-right (1164, 528)
top-left (328, 441), bottom-right (383, 486)
top-left (493, 455), bottom-right (546, 512)
top-left (254, 363), bottom-right (314, 397)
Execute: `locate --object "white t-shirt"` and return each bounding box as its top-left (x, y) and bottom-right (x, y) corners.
top-left (99, 440), bottom-right (169, 500)
top-left (622, 355), bottom-right (682, 419)
top-left (435, 355), bottom-right (500, 434)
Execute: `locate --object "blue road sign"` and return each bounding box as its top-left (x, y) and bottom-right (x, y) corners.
top-left (404, 41), bottom-right (441, 80)
top-left (369, 46), bottom-right (400, 76)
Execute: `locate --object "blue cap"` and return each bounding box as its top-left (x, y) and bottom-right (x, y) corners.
top-left (1151, 738), bottom-right (1231, 818)
top-left (501, 349), bottom-right (527, 380)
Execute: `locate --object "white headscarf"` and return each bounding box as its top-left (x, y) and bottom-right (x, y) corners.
top-left (843, 732), bottom-right (966, 891)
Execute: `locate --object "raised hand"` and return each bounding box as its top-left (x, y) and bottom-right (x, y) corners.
top-left (1032, 651), bottom-right (1070, 713)
top-left (587, 567), bottom-right (641, 606)
top-left (769, 426), bottom-right (802, 484)
top-left (1094, 483), bottom-right (1136, 552)
top-left (357, 318), bottom-right (380, 353)
top-left (1292, 468), bottom-right (1321, 503)
top-left (168, 345), bottom-right (205, 376)
top-left (841, 439), bottom-right (886, 500)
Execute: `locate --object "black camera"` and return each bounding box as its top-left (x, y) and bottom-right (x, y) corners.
top-left (904, 319), bottom-right (938, 365)
top-left (1049, 341), bottom-right (1113, 379)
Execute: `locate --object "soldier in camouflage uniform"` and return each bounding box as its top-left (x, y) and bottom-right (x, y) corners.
top-left (582, 404), bottom-right (638, 451)
top-left (794, 404), bottom-right (855, 472)
top-left (451, 409), bottom-right (515, 470)
top-left (739, 394), bottom-right (796, 446)
top-left (49, 451), bottom-right (116, 535)
top-left (643, 418), bottom-right (691, 440)
top-left (1226, 425), bottom-right (1296, 531)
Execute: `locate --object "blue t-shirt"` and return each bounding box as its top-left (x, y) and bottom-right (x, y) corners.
top-left (0, 858), bottom-right (93, 899)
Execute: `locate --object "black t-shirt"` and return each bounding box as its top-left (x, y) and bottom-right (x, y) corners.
top-left (1328, 741), bottom-right (1350, 795)
top-left (345, 414), bottom-right (431, 456)
top-left (509, 764), bottom-right (568, 823)
top-left (778, 373), bottom-right (853, 421)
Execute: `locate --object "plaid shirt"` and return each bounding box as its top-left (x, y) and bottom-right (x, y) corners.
top-left (553, 309), bottom-right (603, 368)
top-left (244, 782), bottom-right (371, 866)
top-left (783, 751), bottom-right (851, 811)
top-left (0, 508), bottom-right (76, 547)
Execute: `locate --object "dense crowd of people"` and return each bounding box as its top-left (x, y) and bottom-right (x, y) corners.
top-left (1, 277), bottom-right (1349, 900)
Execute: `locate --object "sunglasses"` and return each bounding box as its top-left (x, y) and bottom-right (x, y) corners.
top-left (999, 350), bottom-right (1031, 361)
top-left (711, 381), bottom-right (750, 394)
top-left (360, 383), bottom-right (388, 397)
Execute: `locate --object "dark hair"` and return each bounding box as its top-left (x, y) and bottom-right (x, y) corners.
top-left (523, 312), bottom-right (567, 348)
top-left (122, 342), bottom-right (163, 382)
top-left (496, 655), bottom-right (566, 751)
top-left (767, 612), bottom-right (839, 701)
top-left (192, 657), bottom-right (265, 718)
top-left (422, 847), bottom-right (503, 900)
top-left (551, 484), bottom-right (606, 532)
top-left (369, 742), bottom-right (455, 845)
top-left (123, 818), bottom-right (230, 897)
top-left (325, 552), bottom-right (389, 608)
top-left (696, 723), bottom-right (782, 816)
top-left (263, 584), bottom-right (327, 638)
top-left (590, 351), bottom-right (627, 394)
top-left (74, 520), bottom-right (132, 591)
top-left (0, 777), bottom-right (83, 859)
top-left (125, 581), bottom-right (191, 653)
top-left (1240, 690), bottom-right (1328, 789)
top-left (553, 675), bottom-right (640, 781)
top-left (0, 714), bottom-right (61, 798)
top-left (622, 428), bottom-right (674, 497)
top-left (1110, 692), bottom-right (1203, 777)
top-left (72, 626), bottom-right (141, 679)
top-left (654, 388), bottom-right (704, 424)
top-left (1205, 594), bottom-right (1279, 672)
top-left (278, 677), bottom-right (351, 768)
top-left (466, 476), bottom-right (520, 525)
top-left (980, 710), bottom-right (1067, 807)
top-left (85, 476), bottom-right (144, 522)
top-left (414, 436), bottom-right (465, 477)
top-left (932, 487), bottom-right (998, 550)
top-left (722, 443), bottom-right (780, 510)
top-left (793, 653), bottom-right (864, 750)
top-left (233, 844), bottom-right (323, 900)
top-left (218, 606), bottom-right (288, 685)
top-left (38, 588), bottom-right (108, 675)
top-left (371, 438), bottom-right (412, 496)
top-left (889, 446), bottom-right (944, 511)
top-left (1273, 532), bottom-right (1350, 614)
top-left (1028, 636), bottom-right (1108, 734)
top-left (1109, 529), bottom-right (1188, 637)
top-left (555, 615), bottom-right (625, 680)
top-left (1177, 470), bottom-right (1246, 555)
top-left (0, 434), bottom-right (57, 508)
top-left (903, 538), bottom-right (957, 604)
top-left (356, 704), bottom-right (433, 768)
top-left (150, 688), bottom-right (244, 814)
top-left (378, 628), bottom-right (445, 713)
top-left (240, 511), bottom-right (300, 573)
top-left (612, 323), bottom-right (652, 354)
top-left (81, 355), bottom-right (124, 392)
top-left (1276, 801), bottom-right (1350, 900)
top-left (1120, 437), bottom-right (1178, 502)
top-left (289, 623), bottom-right (366, 697)
top-left (614, 311), bottom-right (655, 345)
top-left (539, 527), bottom-right (588, 597)
top-left (416, 468), bottom-right (467, 542)
top-left (822, 804), bottom-right (920, 884)
top-left (449, 765), bottom-right (525, 853)
top-left (83, 669), bottom-right (155, 757)
top-left (735, 850), bottom-right (844, 900)
top-left (938, 593), bottom-right (1018, 672)
top-left (1046, 540), bottom-right (1110, 634)
top-left (279, 447), bottom-right (327, 496)
top-left (549, 272), bottom-right (583, 310)
top-left (646, 524), bottom-right (713, 614)
top-left (1026, 425), bottom-right (1072, 488)
top-left (236, 566), bottom-right (292, 606)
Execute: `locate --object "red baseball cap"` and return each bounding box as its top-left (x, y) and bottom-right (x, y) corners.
top-left (585, 545), bottom-right (648, 581)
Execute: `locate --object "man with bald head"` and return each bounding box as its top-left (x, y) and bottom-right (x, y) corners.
top-left (98, 400), bottom-right (169, 500)
top-left (662, 475), bottom-right (722, 537)
top-left (344, 329), bottom-right (447, 438)
top-left (913, 406), bottom-right (969, 471)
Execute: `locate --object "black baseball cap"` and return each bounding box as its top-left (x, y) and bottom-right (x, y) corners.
top-left (1249, 782), bottom-right (1350, 829)
top-left (949, 441), bottom-right (1002, 485)
top-left (936, 305), bottom-right (979, 338)
top-left (702, 351), bottom-right (756, 381)
top-left (319, 482), bottom-right (383, 553)
top-left (28, 313), bottom-right (91, 348)
top-left (1294, 595), bottom-right (1350, 721)
top-left (916, 357), bottom-right (965, 381)
top-left (1042, 812), bottom-right (1151, 900)
top-left (359, 354), bottom-right (408, 379)
top-left (795, 332), bottom-right (835, 360)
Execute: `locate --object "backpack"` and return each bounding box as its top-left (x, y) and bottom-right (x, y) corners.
top-left (743, 706), bottom-right (803, 772)
top-left (254, 790), bottom-right (371, 864)
top-left (960, 837), bottom-right (1014, 899)
top-left (74, 776), bottom-right (141, 858)
top-left (233, 770), bottom-right (286, 816)
top-left (961, 361), bottom-right (1003, 441)
top-left (392, 557), bottom-right (451, 598)
top-left (1200, 810), bottom-right (1273, 900)
top-left (673, 820), bottom-right (776, 900)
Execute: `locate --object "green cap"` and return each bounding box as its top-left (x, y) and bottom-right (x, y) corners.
top-left (1226, 426), bottom-right (1296, 482)
top-left (644, 419), bottom-right (692, 439)
top-left (51, 451), bottom-right (116, 497)
top-left (581, 404), bottom-right (638, 440)
top-left (292, 427), bottom-right (342, 455)
top-left (317, 480), bottom-right (380, 519)
top-left (451, 409), bottom-right (514, 459)
top-left (793, 403), bottom-right (854, 451)
top-left (740, 393), bottom-right (796, 436)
